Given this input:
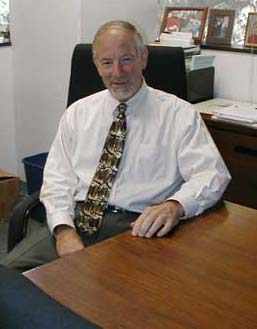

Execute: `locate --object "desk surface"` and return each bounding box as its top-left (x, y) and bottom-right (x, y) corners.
top-left (25, 202), bottom-right (257, 329)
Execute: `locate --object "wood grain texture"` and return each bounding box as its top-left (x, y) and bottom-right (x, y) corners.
top-left (25, 202), bottom-right (257, 329)
top-left (202, 113), bottom-right (257, 209)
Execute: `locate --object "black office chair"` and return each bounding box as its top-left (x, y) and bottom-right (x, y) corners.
top-left (7, 44), bottom-right (187, 252)
top-left (67, 44), bottom-right (187, 106)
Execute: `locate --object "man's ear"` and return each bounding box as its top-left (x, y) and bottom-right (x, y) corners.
top-left (92, 54), bottom-right (98, 69)
top-left (93, 55), bottom-right (102, 77)
top-left (141, 46), bottom-right (148, 70)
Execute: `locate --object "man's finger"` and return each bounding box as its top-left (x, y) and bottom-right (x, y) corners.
top-left (131, 218), bottom-right (147, 236)
top-left (137, 215), bottom-right (157, 237)
top-left (131, 212), bottom-right (144, 235)
top-left (145, 216), bottom-right (165, 238)
top-left (156, 218), bottom-right (178, 237)
top-left (131, 204), bottom-right (164, 236)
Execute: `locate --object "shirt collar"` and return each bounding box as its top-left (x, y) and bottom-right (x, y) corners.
top-left (108, 79), bottom-right (148, 115)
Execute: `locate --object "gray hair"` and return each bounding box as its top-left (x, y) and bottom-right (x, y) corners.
top-left (92, 20), bottom-right (145, 58)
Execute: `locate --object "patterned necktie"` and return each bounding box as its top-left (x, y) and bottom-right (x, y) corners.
top-left (76, 103), bottom-right (127, 235)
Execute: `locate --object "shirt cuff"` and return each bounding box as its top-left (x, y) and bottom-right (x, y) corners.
top-left (46, 211), bottom-right (76, 235)
top-left (166, 193), bottom-right (199, 219)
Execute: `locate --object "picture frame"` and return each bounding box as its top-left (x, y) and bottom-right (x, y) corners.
top-left (244, 13), bottom-right (257, 47)
top-left (160, 7), bottom-right (208, 44)
top-left (206, 9), bottom-right (235, 45)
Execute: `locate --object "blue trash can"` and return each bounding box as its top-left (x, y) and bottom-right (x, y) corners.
top-left (22, 152), bottom-right (48, 195)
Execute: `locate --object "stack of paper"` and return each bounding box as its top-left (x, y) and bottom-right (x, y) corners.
top-left (159, 32), bottom-right (194, 47)
top-left (212, 107), bottom-right (257, 124)
top-left (191, 55), bottom-right (215, 71)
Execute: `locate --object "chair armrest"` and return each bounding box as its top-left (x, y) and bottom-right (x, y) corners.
top-left (7, 191), bottom-right (46, 252)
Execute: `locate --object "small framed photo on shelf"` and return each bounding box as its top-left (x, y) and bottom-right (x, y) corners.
top-left (244, 13), bottom-right (257, 47)
top-left (160, 7), bottom-right (208, 44)
top-left (206, 9), bottom-right (235, 45)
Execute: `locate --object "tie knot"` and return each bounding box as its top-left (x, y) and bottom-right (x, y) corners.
top-left (117, 103), bottom-right (127, 118)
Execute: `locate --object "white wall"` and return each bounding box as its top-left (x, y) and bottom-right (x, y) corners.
top-left (202, 49), bottom-right (257, 103)
top-left (0, 46), bottom-right (17, 173)
top-left (81, 0), bottom-right (158, 44)
top-left (9, 0), bottom-right (81, 178)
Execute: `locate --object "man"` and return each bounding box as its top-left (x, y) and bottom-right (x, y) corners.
top-left (1, 20), bottom-right (230, 270)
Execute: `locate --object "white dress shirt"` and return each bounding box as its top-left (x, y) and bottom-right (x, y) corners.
top-left (40, 82), bottom-right (231, 233)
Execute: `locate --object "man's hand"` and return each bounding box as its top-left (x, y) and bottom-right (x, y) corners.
top-left (55, 225), bottom-right (85, 257)
top-left (131, 201), bottom-right (184, 238)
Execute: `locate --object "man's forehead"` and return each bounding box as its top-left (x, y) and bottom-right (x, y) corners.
top-left (94, 30), bottom-right (137, 56)
top-left (95, 28), bottom-right (135, 46)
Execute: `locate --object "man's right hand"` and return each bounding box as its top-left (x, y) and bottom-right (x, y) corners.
top-left (55, 225), bottom-right (85, 258)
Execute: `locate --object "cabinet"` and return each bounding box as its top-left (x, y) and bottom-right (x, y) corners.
top-left (187, 67), bottom-right (214, 103)
top-left (195, 99), bottom-right (257, 209)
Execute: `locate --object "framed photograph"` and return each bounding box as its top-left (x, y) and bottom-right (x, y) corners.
top-left (244, 13), bottom-right (257, 47)
top-left (206, 9), bottom-right (235, 45)
top-left (160, 7), bottom-right (208, 44)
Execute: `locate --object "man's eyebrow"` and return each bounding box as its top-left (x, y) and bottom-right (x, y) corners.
top-left (98, 52), bottom-right (136, 63)
top-left (121, 52), bottom-right (136, 56)
top-left (121, 54), bottom-right (135, 58)
top-left (99, 57), bottom-right (112, 62)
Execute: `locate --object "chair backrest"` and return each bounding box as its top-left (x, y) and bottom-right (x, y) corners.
top-left (67, 44), bottom-right (187, 107)
top-left (144, 45), bottom-right (187, 100)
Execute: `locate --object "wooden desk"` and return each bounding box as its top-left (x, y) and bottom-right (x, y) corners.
top-left (25, 202), bottom-right (257, 329)
top-left (196, 99), bottom-right (257, 209)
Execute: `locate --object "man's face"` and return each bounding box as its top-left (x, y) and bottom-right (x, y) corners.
top-left (93, 29), bottom-right (148, 102)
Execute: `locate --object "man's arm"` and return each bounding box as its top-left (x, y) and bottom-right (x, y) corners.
top-left (55, 225), bottom-right (85, 257)
top-left (131, 108), bottom-right (230, 238)
top-left (40, 107), bottom-right (83, 256)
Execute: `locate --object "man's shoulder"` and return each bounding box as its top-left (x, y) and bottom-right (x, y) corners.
top-left (147, 86), bottom-right (194, 114)
top-left (69, 89), bottom-right (108, 109)
top-left (64, 89), bottom-right (109, 123)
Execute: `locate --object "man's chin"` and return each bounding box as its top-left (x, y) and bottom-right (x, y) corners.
top-left (110, 89), bottom-right (133, 102)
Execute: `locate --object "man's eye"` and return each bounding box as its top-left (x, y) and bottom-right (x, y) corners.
top-left (122, 57), bottom-right (133, 63)
top-left (101, 61), bottom-right (112, 67)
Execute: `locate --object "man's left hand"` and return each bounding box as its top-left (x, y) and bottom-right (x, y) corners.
top-left (131, 201), bottom-right (184, 238)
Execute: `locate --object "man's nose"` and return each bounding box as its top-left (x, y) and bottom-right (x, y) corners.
top-left (111, 61), bottom-right (123, 77)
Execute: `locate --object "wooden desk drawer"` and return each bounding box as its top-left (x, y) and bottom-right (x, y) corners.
top-left (207, 126), bottom-right (257, 209)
